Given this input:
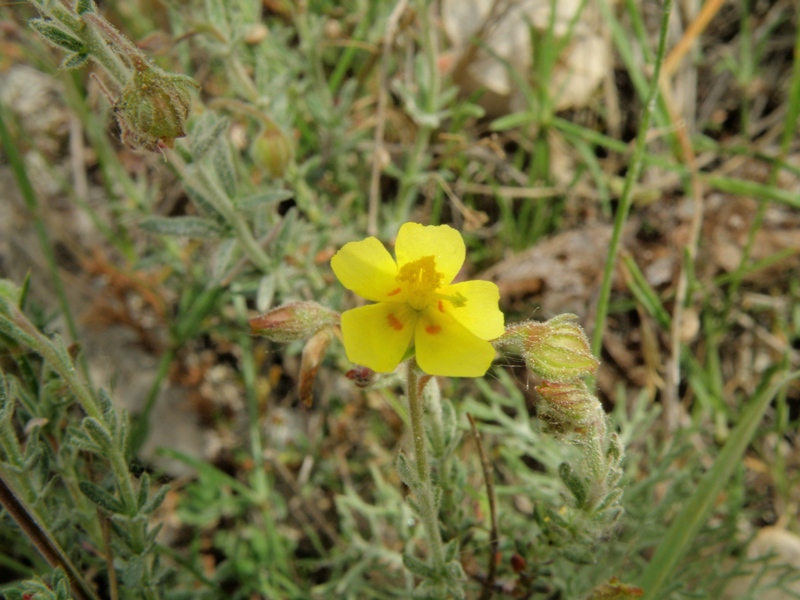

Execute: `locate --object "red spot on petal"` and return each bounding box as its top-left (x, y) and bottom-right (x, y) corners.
top-left (387, 288), bottom-right (402, 296)
top-left (387, 314), bottom-right (403, 331)
top-left (438, 300), bottom-right (444, 312)
top-left (425, 324), bottom-right (442, 335)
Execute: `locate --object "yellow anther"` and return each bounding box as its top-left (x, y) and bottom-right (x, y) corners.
top-left (396, 256), bottom-right (443, 310)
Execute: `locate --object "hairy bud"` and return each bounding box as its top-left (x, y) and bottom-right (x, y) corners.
top-left (501, 314), bottom-right (598, 382)
top-left (251, 123), bottom-right (294, 179)
top-left (536, 379), bottom-right (603, 433)
top-left (116, 65), bottom-right (198, 150)
top-left (249, 301), bottom-right (339, 343)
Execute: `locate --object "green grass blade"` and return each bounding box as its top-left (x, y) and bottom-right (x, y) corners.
top-left (638, 368), bottom-right (800, 598)
top-left (621, 255), bottom-right (671, 329)
top-left (591, 0), bottom-right (673, 355)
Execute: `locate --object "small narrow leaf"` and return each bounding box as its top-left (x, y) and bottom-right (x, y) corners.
top-left (210, 238), bottom-right (239, 281)
top-left (79, 480), bottom-right (125, 513)
top-left (184, 183), bottom-right (227, 225)
top-left (29, 20), bottom-right (86, 53)
top-left (153, 565), bottom-right (176, 587)
top-left (0, 372), bottom-right (13, 421)
top-left (22, 431), bottom-right (43, 470)
top-left (256, 274), bottom-right (276, 312)
top-left (62, 53), bottom-right (90, 70)
top-left (402, 553), bottom-right (437, 578)
top-left (75, 0), bottom-right (95, 14)
top-left (141, 484), bottom-right (169, 514)
top-left (83, 417), bottom-right (113, 450)
top-left (122, 555), bottom-right (145, 587)
top-left (563, 544), bottom-right (596, 565)
top-left (189, 115), bottom-right (229, 161)
top-left (51, 335), bottom-right (74, 367)
top-left (443, 539), bottom-right (459, 562)
top-left (137, 473), bottom-right (150, 510)
top-left (395, 451), bottom-right (421, 490)
top-left (66, 426), bottom-right (103, 454)
top-left (406, 497), bottom-right (420, 516)
top-left (598, 505), bottom-right (624, 527)
top-left (52, 567), bottom-right (70, 597)
top-left (490, 110), bottom-right (537, 131)
top-left (559, 462), bottom-right (588, 508)
top-left (98, 389), bottom-right (114, 429)
top-left (139, 216), bottom-right (225, 239)
top-left (117, 408), bottom-right (129, 455)
top-left (212, 140), bottom-right (237, 199)
top-left (236, 189), bottom-right (294, 210)
top-left (145, 522), bottom-right (164, 546)
top-left (109, 518), bottom-right (134, 549)
top-left (607, 432), bottom-right (624, 463)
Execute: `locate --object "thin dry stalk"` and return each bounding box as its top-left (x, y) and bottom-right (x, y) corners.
top-left (663, 0), bottom-right (726, 77)
top-left (659, 77), bottom-right (705, 433)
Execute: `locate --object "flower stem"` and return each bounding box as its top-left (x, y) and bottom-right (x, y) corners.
top-left (406, 362), bottom-right (446, 575)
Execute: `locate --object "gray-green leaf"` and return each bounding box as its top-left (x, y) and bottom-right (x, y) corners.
top-left (139, 216), bottom-right (225, 239)
top-left (79, 480), bottom-right (125, 514)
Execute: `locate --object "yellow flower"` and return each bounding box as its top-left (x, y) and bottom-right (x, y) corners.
top-left (331, 223), bottom-right (505, 377)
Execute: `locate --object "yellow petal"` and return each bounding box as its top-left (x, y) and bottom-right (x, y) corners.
top-left (414, 307), bottom-right (496, 377)
top-left (395, 223), bottom-right (465, 285)
top-left (441, 280), bottom-right (505, 340)
top-left (331, 237), bottom-right (399, 301)
top-left (340, 302), bottom-right (417, 372)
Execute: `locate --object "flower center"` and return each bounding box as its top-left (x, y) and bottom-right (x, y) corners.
top-left (395, 255), bottom-right (443, 310)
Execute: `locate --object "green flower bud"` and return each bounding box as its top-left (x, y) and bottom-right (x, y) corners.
top-left (116, 65), bottom-right (198, 150)
top-left (250, 123), bottom-right (294, 179)
top-left (501, 314), bottom-right (598, 382)
top-left (249, 301), bottom-right (339, 343)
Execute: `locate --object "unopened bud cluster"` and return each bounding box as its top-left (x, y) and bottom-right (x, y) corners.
top-left (498, 314), bottom-right (602, 434)
top-left (499, 314), bottom-right (623, 524)
top-left (498, 314), bottom-right (600, 432)
top-left (250, 302), bottom-right (340, 406)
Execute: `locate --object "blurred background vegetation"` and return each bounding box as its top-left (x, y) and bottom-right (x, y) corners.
top-left (0, 0), bottom-right (799, 598)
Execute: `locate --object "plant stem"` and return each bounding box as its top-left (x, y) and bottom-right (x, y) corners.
top-left (0, 467), bottom-right (100, 600)
top-left (406, 362), bottom-right (446, 576)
